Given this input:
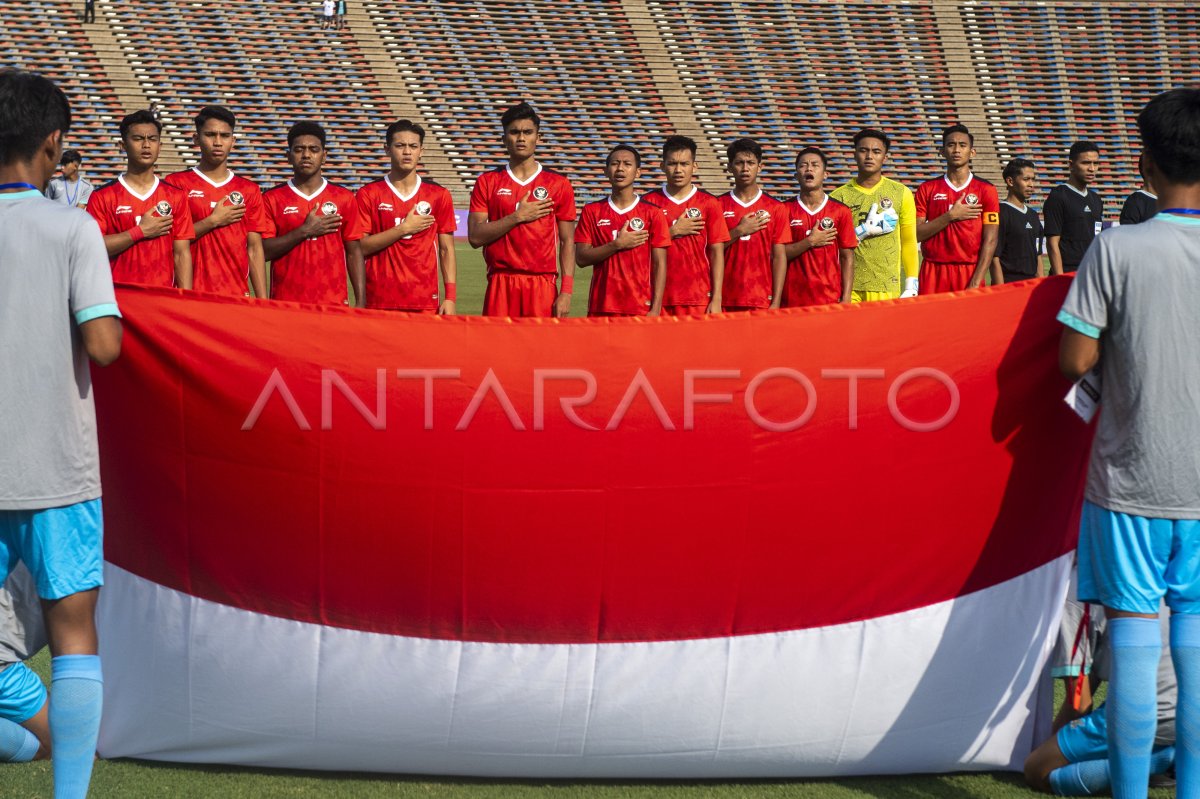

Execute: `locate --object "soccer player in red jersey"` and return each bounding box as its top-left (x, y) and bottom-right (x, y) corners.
top-left (261, 122), bottom-right (365, 306)
top-left (167, 105), bottom-right (269, 297)
top-left (355, 120), bottom-right (457, 314)
top-left (575, 145), bottom-right (670, 317)
top-left (469, 101), bottom-right (576, 318)
top-left (914, 124), bottom-right (1000, 293)
top-left (87, 109), bottom-right (194, 288)
top-left (782, 147), bottom-right (857, 306)
top-left (642, 135), bottom-right (729, 315)
top-left (719, 139), bottom-right (790, 312)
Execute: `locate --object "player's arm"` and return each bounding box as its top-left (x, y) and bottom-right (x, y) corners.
top-left (247, 232), bottom-right (266, 298)
top-left (899, 190), bottom-right (919, 282)
top-left (172, 238), bottom-right (193, 289)
top-left (554, 219), bottom-right (576, 318)
top-left (467, 192), bottom-right (552, 248)
top-left (1046, 236), bottom-right (1064, 276)
top-left (648, 247), bottom-right (666, 316)
top-left (968, 224), bottom-right (1000, 288)
top-left (103, 213), bottom-right (173, 257)
top-left (79, 316), bottom-right (122, 366)
top-left (437, 232), bottom-right (457, 315)
top-left (706, 243), bottom-right (724, 313)
top-left (345, 239), bottom-right (365, 308)
top-left (769, 242), bottom-right (786, 309)
top-left (916, 197), bottom-right (981, 242)
top-left (192, 197), bottom-right (245, 239)
top-left (262, 208), bottom-right (344, 261)
top-left (359, 207), bottom-right (434, 256)
top-left (1042, 193), bottom-right (1065, 276)
top-left (990, 255), bottom-right (1005, 285)
top-left (1059, 328), bottom-right (1100, 382)
top-left (839, 248), bottom-right (855, 303)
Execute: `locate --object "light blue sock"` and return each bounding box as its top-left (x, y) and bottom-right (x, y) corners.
top-left (50, 655), bottom-right (103, 799)
top-left (1048, 747), bottom-right (1175, 796)
top-left (1107, 616), bottom-right (1160, 798)
top-left (0, 716), bottom-right (40, 762)
top-left (1172, 612), bottom-right (1200, 799)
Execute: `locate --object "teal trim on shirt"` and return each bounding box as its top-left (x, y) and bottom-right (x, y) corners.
top-left (1156, 212), bottom-right (1200, 227)
top-left (0, 189), bottom-right (43, 201)
top-left (1057, 308), bottom-right (1102, 339)
top-left (74, 303), bottom-right (122, 325)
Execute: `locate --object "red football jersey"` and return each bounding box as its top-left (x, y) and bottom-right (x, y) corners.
top-left (87, 175), bottom-right (195, 287)
top-left (469, 165), bottom-right (575, 275)
top-left (355, 176), bottom-right (457, 310)
top-left (914, 174), bottom-right (1000, 264)
top-left (642, 186), bottom-right (730, 307)
top-left (782, 195), bottom-right (857, 306)
top-left (167, 168), bottom-right (269, 296)
top-left (719, 191), bottom-right (791, 308)
top-left (575, 197), bottom-right (671, 316)
top-left (262, 180), bottom-right (364, 305)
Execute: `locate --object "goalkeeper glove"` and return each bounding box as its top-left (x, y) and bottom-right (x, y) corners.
top-left (855, 203), bottom-right (885, 239)
top-left (899, 277), bottom-right (919, 298)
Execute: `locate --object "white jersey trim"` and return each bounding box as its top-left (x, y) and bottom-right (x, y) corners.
top-left (287, 178), bottom-right (329, 202)
top-left (727, 190), bottom-right (763, 209)
top-left (943, 173), bottom-right (974, 193)
top-left (661, 185), bottom-right (697, 206)
top-left (387, 175), bottom-right (422, 203)
top-left (118, 174), bottom-right (160, 202)
top-left (505, 164), bottom-right (543, 187)
top-left (1136, 189), bottom-right (1158, 200)
top-left (1061, 183), bottom-right (1091, 199)
top-left (191, 167), bottom-right (236, 189)
top-left (797, 194), bottom-right (829, 215)
top-left (1001, 201), bottom-right (1030, 214)
top-left (607, 196), bottom-right (640, 216)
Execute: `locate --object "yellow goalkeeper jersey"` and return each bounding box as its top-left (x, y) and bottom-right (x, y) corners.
top-left (831, 176), bottom-right (918, 295)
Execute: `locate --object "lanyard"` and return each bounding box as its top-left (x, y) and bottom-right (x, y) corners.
top-left (0, 182), bottom-right (39, 191)
top-left (1161, 208), bottom-right (1200, 215)
top-left (65, 178), bottom-right (80, 206)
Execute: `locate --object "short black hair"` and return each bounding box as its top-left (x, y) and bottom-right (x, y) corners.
top-left (606, 144), bottom-right (641, 168)
top-left (1138, 88), bottom-right (1200, 185)
top-left (853, 128), bottom-right (890, 152)
top-left (1068, 141), bottom-right (1099, 162)
top-left (386, 118), bottom-right (425, 146)
top-left (60, 148), bottom-right (82, 165)
top-left (501, 101), bottom-right (540, 131)
top-left (288, 120), bottom-right (326, 148)
top-left (662, 135), bottom-right (697, 160)
top-left (941, 123), bottom-right (974, 147)
top-left (120, 109), bottom-right (161, 139)
top-left (1002, 157), bottom-right (1035, 182)
top-left (726, 138), bottom-right (762, 164)
top-left (0, 68), bottom-right (71, 167)
top-left (794, 146), bottom-right (828, 169)
top-left (194, 104), bottom-right (236, 132)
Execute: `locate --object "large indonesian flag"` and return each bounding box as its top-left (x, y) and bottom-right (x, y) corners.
top-left (93, 278), bottom-right (1090, 777)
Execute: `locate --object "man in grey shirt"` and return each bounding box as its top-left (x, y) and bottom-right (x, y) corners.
top-left (44, 149), bottom-right (93, 209)
top-left (1059, 87), bottom-right (1200, 798)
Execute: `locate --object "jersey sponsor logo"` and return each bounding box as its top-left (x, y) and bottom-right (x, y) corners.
top-left (984, 211), bottom-right (999, 224)
top-left (1083, 206), bottom-right (1092, 213)
top-left (597, 218), bottom-right (613, 226)
top-left (414, 200), bottom-right (432, 216)
top-left (115, 205), bottom-right (133, 214)
top-left (532, 186), bottom-right (549, 201)
top-left (723, 211), bottom-right (735, 218)
top-left (377, 202), bottom-right (394, 211)
top-left (497, 188), bottom-right (513, 196)
top-left (685, 207), bottom-right (701, 220)
top-left (628, 217), bottom-right (645, 232)
top-left (154, 200), bottom-right (173, 216)
top-left (965, 193), bottom-right (979, 205)
top-left (187, 189), bottom-right (206, 198)
top-left (320, 201), bottom-right (338, 216)
top-left (283, 205), bottom-right (300, 215)
top-left (933, 193), bottom-right (948, 201)
top-left (789, 219), bottom-right (804, 227)
top-left (1025, 222), bottom-right (1034, 230)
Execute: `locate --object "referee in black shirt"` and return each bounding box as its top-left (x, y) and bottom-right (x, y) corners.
top-left (1119, 155), bottom-right (1158, 225)
top-left (994, 158), bottom-right (1043, 283)
top-left (1043, 141), bottom-right (1102, 274)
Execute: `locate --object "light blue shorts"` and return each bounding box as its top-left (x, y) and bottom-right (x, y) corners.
top-left (0, 499), bottom-right (104, 600)
top-left (1077, 500), bottom-right (1200, 615)
top-left (0, 662), bottom-right (47, 724)
top-left (1057, 701), bottom-right (1109, 763)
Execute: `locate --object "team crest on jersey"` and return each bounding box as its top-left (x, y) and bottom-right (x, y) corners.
top-left (685, 207), bottom-right (701, 220)
top-left (154, 200), bottom-right (172, 216)
top-left (321, 201), bottom-right (338, 216)
top-left (880, 198), bottom-right (893, 210)
top-left (415, 200), bottom-right (432, 216)
top-left (532, 186), bottom-right (549, 201)
top-left (228, 191), bottom-right (245, 206)
top-left (819, 217), bottom-right (834, 230)
top-left (628, 217), bottom-right (645, 231)
top-left (965, 193), bottom-right (979, 205)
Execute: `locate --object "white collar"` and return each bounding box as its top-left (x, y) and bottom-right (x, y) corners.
top-left (118, 173), bottom-right (160, 201)
top-left (1002, 200), bottom-right (1029, 213)
top-left (505, 163), bottom-right (542, 187)
top-left (1137, 189), bottom-right (1158, 200)
top-left (797, 193), bottom-right (828, 215)
top-left (728, 189), bottom-right (763, 208)
top-left (1062, 183), bottom-right (1090, 198)
top-left (661, 185), bottom-right (697, 205)
top-left (386, 174), bottom-right (422, 202)
top-left (287, 178), bottom-right (328, 202)
top-left (191, 166), bottom-right (235, 188)
top-left (607, 196), bottom-right (639, 215)
top-left (944, 173), bottom-right (974, 193)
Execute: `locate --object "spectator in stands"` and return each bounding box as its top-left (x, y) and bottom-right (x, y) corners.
top-left (1058, 87), bottom-right (1200, 799)
top-left (336, 0), bottom-right (347, 29)
top-left (913, 124), bottom-right (1000, 292)
top-left (0, 67), bottom-right (123, 797)
top-left (575, 145), bottom-right (669, 317)
top-left (0, 566), bottom-right (50, 763)
top-left (261, 121), bottom-right (365, 307)
top-left (993, 157), bottom-right (1043, 283)
top-left (81, 0), bottom-right (94, 24)
top-left (45, 149), bottom-right (93, 209)
top-left (830, 129), bottom-right (918, 301)
top-left (1119, 155), bottom-right (1158, 226)
top-left (321, 0), bottom-right (335, 30)
top-left (355, 119), bottom-right (458, 313)
top-left (470, 101), bottom-right (576, 318)
top-left (780, 146), bottom-right (856, 306)
top-left (167, 105), bottom-right (269, 297)
top-left (87, 109), bottom-right (195, 288)
top-left (1044, 141), bottom-right (1103, 275)
top-left (642, 135), bottom-right (729, 315)
top-left (718, 138), bottom-right (789, 311)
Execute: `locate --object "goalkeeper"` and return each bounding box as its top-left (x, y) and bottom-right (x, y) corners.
top-left (831, 129), bottom-right (918, 301)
